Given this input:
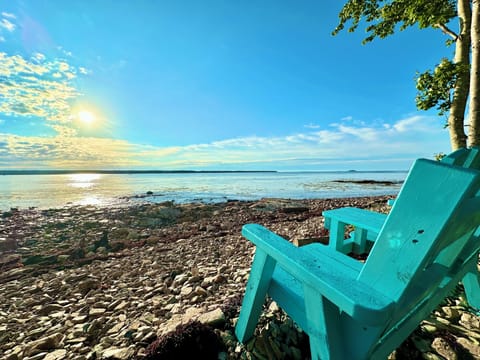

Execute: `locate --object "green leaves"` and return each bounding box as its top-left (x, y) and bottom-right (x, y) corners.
top-left (333, 0), bottom-right (457, 44)
top-left (415, 59), bottom-right (468, 115)
top-left (333, 1), bottom-right (466, 116)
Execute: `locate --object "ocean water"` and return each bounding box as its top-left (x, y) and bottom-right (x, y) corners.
top-left (0, 171), bottom-right (406, 211)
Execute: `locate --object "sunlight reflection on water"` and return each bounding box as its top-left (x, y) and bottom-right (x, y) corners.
top-left (68, 173), bottom-right (101, 189)
top-left (67, 174), bottom-right (107, 205)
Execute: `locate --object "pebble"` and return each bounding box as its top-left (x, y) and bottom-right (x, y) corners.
top-left (197, 308), bottom-right (225, 327)
top-left (431, 337), bottom-right (457, 360)
top-left (0, 196), bottom-right (479, 359)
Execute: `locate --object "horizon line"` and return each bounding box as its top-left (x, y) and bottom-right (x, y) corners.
top-left (0, 169), bottom-right (278, 175)
top-left (0, 169), bottom-right (409, 175)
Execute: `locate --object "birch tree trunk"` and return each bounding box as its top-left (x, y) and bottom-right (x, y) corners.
top-left (448, 0), bottom-right (471, 150)
top-left (469, 1), bottom-right (480, 147)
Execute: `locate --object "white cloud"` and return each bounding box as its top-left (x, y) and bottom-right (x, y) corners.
top-left (304, 123), bottom-right (320, 129)
top-left (0, 18), bottom-right (15, 32)
top-left (33, 53), bottom-right (46, 61)
top-left (336, 124), bottom-right (379, 141)
top-left (393, 115), bottom-right (425, 132)
top-left (0, 52), bottom-right (83, 123)
top-left (1, 12), bottom-right (16, 19)
top-left (58, 62), bottom-right (70, 72)
top-left (0, 105), bottom-right (449, 170)
top-left (168, 115), bottom-right (445, 167)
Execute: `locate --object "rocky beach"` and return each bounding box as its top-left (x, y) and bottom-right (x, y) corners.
top-left (1, 196), bottom-right (480, 360)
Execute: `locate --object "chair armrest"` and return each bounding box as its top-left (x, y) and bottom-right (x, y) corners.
top-left (242, 224), bottom-right (394, 325)
top-left (323, 207), bottom-right (387, 234)
top-left (322, 207), bottom-right (387, 253)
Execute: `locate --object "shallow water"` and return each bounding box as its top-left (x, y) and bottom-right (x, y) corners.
top-left (0, 171), bottom-right (406, 210)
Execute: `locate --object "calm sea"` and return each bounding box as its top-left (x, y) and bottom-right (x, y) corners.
top-left (0, 171), bottom-right (407, 211)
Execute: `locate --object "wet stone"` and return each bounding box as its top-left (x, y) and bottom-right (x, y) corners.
top-left (459, 312), bottom-right (480, 330)
top-left (431, 337), bottom-right (457, 360)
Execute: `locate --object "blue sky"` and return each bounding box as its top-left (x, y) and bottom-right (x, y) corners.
top-left (0, 1), bottom-right (455, 170)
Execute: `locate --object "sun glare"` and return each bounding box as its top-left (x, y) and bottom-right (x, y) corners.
top-left (78, 110), bottom-right (95, 124)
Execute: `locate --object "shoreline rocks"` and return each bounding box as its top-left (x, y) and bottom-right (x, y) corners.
top-left (0, 196), bottom-right (479, 359)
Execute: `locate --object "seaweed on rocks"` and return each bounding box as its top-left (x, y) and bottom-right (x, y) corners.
top-left (144, 321), bottom-right (224, 360)
top-left (390, 337), bottom-right (422, 359)
top-left (220, 294), bottom-right (244, 323)
top-left (92, 230), bottom-right (111, 252)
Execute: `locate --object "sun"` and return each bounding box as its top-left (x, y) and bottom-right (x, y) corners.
top-left (78, 110), bottom-right (95, 124)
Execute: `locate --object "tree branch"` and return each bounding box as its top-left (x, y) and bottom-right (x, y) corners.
top-left (435, 23), bottom-right (459, 40)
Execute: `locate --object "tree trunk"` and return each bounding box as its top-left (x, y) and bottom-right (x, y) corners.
top-left (448, 0), bottom-right (471, 150)
top-left (469, 1), bottom-right (480, 147)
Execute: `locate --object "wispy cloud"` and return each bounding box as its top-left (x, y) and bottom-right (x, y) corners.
top-left (0, 11), bottom-right (16, 43)
top-left (336, 124), bottom-right (378, 141)
top-left (393, 115), bottom-right (427, 132)
top-left (0, 12), bottom-right (16, 36)
top-left (0, 112), bottom-right (449, 170)
top-left (1, 12), bottom-right (16, 19)
top-left (166, 115), bottom-right (446, 169)
top-left (2, 113), bottom-right (448, 169)
top-left (0, 18), bottom-right (15, 32)
top-left (304, 123), bottom-right (320, 129)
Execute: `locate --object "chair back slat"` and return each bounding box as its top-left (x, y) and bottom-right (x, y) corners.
top-left (358, 159), bottom-right (480, 304)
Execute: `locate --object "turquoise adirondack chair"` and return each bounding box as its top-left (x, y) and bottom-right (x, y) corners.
top-left (324, 147), bottom-right (480, 309)
top-left (235, 158), bottom-right (480, 359)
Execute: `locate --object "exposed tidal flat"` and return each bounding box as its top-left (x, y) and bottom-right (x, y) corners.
top-left (1, 197), bottom-right (480, 360)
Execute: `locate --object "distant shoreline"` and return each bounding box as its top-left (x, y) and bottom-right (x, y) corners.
top-left (0, 169), bottom-right (408, 175)
top-left (0, 170), bottom-right (278, 175)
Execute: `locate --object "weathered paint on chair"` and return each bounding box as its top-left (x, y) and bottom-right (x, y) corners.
top-left (323, 147), bottom-right (480, 310)
top-left (235, 158), bottom-right (480, 359)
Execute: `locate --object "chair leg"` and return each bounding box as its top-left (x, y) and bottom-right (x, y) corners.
top-left (463, 260), bottom-right (480, 310)
top-left (328, 220), bottom-right (349, 253)
top-left (303, 286), bottom-right (343, 360)
top-left (353, 228), bottom-right (368, 254)
top-left (235, 249), bottom-right (276, 343)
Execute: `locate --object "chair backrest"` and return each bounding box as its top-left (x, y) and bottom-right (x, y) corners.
top-left (358, 159), bottom-right (480, 313)
top-left (425, 147), bottom-right (480, 276)
top-left (442, 146), bottom-right (480, 168)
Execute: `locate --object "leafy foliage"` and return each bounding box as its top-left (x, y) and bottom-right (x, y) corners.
top-left (415, 58), bottom-right (467, 115)
top-left (333, 1), bottom-right (462, 116)
top-left (333, 0), bottom-right (456, 44)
